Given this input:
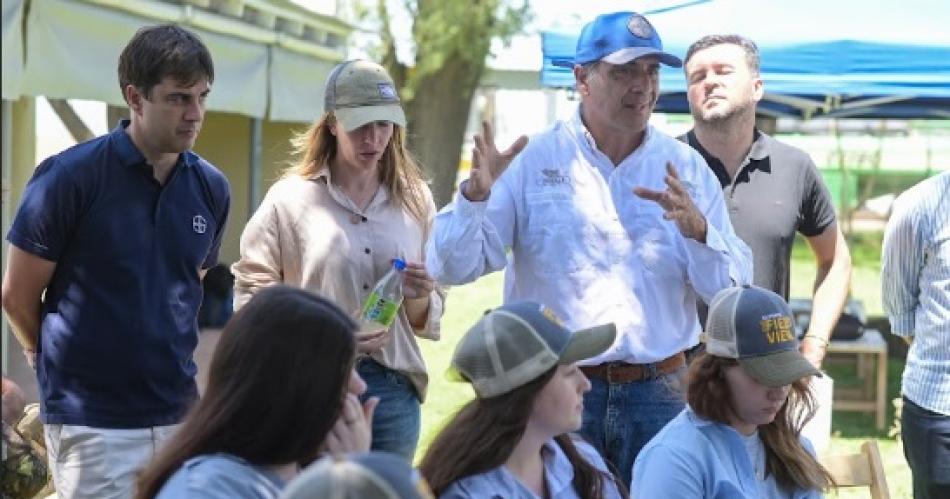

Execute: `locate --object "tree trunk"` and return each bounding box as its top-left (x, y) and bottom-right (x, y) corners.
top-left (406, 58), bottom-right (483, 209)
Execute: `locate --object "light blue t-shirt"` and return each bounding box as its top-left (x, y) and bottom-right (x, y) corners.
top-left (440, 437), bottom-right (623, 499)
top-left (156, 453), bottom-right (285, 499)
top-left (632, 407), bottom-right (823, 498)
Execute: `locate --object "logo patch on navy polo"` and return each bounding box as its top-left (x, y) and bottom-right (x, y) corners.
top-left (627, 14), bottom-right (654, 39)
top-left (377, 83), bottom-right (397, 100)
top-left (192, 215), bottom-right (208, 234)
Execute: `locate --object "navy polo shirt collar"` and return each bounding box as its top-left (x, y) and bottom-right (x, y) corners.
top-left (110, 119), bottom-right (197, 169)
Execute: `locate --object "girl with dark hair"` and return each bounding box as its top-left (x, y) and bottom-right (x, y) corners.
top-left (632, 285), bottom-right (835, 498)
top-left (136, 286), bottom-right (376, 499)
top-left (420, 302), bottom-right (627, 498)
top-left (232, 59), bottom-right (444, 460)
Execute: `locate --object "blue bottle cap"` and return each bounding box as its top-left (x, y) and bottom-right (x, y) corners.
top-left (392, 258), bottom-right (406, 271)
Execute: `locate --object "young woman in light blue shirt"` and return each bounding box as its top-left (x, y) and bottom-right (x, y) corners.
top-left (419, 302), bottom-right (627, 499)
top-left (632, 285), bottom-right (836, 498)
top-left (135, 286), bottom-right (377, 498)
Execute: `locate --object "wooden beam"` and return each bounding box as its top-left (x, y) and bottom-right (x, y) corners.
top-left (47, 99), bottom-right (95, 143)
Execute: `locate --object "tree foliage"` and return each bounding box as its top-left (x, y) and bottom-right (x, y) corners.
top-left (373, 0), bottom-right (531, 207)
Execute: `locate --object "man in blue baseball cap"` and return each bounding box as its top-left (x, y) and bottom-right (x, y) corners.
top-left (427, 11), bottom-right (752, 485)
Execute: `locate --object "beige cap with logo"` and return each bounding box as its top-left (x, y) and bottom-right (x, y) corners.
top-left (324, 60), bottom-right (406, 132)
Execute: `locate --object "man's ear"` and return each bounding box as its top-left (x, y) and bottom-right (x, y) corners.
top-left (573, 65), bottom-right (592, 97)
top-left (751, 76), bottom-right (764, 103)
top-left (125, 85), bottom-right (144, 116)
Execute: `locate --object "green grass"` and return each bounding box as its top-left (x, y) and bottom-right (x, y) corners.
top-left (417, 234), bottom-right (911, 496)
top-left (791, 232), bottom-right (883, 316)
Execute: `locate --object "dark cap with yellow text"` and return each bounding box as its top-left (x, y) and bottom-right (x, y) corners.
top-left (704, 285), bottom-right (821, 387)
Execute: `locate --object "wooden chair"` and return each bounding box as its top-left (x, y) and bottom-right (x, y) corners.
top-left (820, 440), bottom-right (891, 499)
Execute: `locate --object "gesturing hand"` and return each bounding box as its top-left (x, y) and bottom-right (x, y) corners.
top-left (464, 120), bottom-right (528, 202)
top-left (633, 162), bottom-right (707, 242)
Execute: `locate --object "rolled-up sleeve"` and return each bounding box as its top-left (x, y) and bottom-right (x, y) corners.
top-left (231, 194), bottom-right (284, 310)
top-left (882, 197), bottom-right (924, 336)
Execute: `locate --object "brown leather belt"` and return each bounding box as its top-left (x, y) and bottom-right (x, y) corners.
top-left (580, 352), bottom-right (686, 384)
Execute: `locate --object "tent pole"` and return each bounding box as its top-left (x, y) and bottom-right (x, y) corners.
top-left (249, 117), bottom-right (263, 218)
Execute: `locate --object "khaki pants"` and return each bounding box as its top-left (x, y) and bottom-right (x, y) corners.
top-left (44, 424), bottom-right (177, 499)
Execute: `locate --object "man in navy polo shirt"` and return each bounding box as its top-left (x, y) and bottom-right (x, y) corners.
top-left (681, 34), bottom-right (852, 368)
top-left (2, 24), bottom-right (229, 498)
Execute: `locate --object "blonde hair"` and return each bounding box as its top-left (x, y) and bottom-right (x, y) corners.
top-left (284, 112), bottom-right (429, 223)
top-left (687, 354), bottom-right (836, 492)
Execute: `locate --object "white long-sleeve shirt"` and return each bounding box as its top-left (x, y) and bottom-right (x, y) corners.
top-left (427, 111), bottom-right (752, 364)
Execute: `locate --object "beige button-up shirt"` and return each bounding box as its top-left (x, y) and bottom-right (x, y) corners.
top-left (232, 167), bottom-right (445, 399)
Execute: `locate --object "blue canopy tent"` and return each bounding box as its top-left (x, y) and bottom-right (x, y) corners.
top-left (540, 0), bottom-right (950, 119)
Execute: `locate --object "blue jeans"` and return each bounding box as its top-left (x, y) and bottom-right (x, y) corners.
top-left (580, 365), bottom-right (686, 487)
top-left (902, 397), bottom-right (950, 499)
top-left (357, 358), bottom-right (421, 461)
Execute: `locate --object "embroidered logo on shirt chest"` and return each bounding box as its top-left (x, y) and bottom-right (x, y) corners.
top-left (538, 168), bottom-right (570, 187)
top-left (192, 215), bottom-right (208, 234)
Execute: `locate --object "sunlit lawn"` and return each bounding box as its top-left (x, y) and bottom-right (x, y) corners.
top-left (416, 232), bottom-right (911, 497)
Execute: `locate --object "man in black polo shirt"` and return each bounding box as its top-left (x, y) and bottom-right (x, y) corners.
top-left (681, 34), bottom-right (852, 368)
top-left (2, 25), bottom-right (229, 498)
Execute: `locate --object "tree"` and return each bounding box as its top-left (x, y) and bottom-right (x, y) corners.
top-left (373, 0), bottom-right (530, 208)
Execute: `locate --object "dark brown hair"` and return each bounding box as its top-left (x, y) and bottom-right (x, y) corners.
top-left (684, 34), bottom-right (760, 75)
top-left (135, 286), bottom-right (356, 498)
top-left (420, 367), bottom-right (628, 498)
top-left (118, 24), bottom-right (214, 102)
top-left (687, 354), bottom-right (835, 492)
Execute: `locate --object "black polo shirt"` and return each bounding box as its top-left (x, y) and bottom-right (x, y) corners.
top-left (683, 129), bottom-right (836, 300)
top-left (8, 121), bottom-right (230, 428)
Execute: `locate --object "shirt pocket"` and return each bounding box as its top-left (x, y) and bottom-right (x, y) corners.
top-left (524, 190), bottom-right (596, 274)
top-left (629, 209), bottom-right (686, 281)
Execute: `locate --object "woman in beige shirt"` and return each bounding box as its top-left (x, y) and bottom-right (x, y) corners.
top-left (232, 60), bottom-right (445, 460)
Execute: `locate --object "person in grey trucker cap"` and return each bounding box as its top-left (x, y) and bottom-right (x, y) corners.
top-left (419, 302), bottom-right (627, 498)
top-left (280, 452), bottom-right (434, 499)
top-left (632, 285), bottom-right (834, 498)
top-left (232, 59), bottom-right (445, 461)
top-left (425, 9), bottom-right (752, 486)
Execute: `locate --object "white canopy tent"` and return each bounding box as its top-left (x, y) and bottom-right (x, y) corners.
top-left (5, 0), bottom-right (351, 121)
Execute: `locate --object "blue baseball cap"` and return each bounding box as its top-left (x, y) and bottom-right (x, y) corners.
top-left (553, 11), bottom-right (682, 69)
top-left (704, 285), bottom-right (821, 387)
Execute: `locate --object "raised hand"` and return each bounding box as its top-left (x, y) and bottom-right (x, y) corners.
top-left (464, 120), bottom-right (528, 201)
top-left (633, 162), bottom-right (707, 242)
